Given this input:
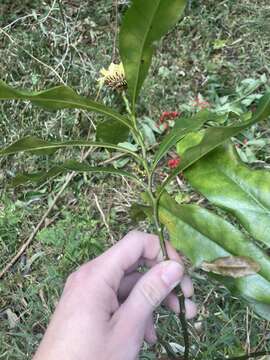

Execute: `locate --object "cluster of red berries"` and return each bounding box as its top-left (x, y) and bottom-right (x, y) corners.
top-left (168, 157), bottom-right (181, 169)
top-left (159, 111), bottom-right (181, 130)
top-left (159, 111), bottom-right (180, 123)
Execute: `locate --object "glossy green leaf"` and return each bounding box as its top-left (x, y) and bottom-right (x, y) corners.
top-left (152, 110), bottom-right (212, 170)
top-left (0, 81), bottom-right (132, 129)
top-left (11, 160), bottom-right (140, 186)
top-left (158, 192), bottom-right (270, 317)
top-left (96, 119), bottom-right (130, 145)
top-left (184, 142), bottom-right (270, 247)
top-left (119, 0), bottom-right (187, 108)
top-left (0, 136), bottom-right (140, 162)
top-left (160, 92), bottom-right (270, 191)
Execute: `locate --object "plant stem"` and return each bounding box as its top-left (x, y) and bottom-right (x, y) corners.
top-left (147, 189), bottom-right (190, 360)
top-left (122, 91), bottom-right (147, 159)
top-left (122, 93), bottom-right (190, 360)
top-left (178, 291), bottom-right (190, 360)
top-left (151, 194), bottom-right (168, 259)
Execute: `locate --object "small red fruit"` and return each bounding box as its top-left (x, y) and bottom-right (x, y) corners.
top-left (168, 157), bottom-right (181, 169)
top-left (172, 111), bottom-right (180, 118)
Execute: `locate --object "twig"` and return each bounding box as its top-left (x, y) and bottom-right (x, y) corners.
top-left (93, 193), bottom-right (115, 244)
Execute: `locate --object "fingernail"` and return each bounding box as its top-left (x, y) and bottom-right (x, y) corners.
top-left (161, 261), bottom-right (183, 289)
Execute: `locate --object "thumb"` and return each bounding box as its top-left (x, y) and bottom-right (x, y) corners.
top-left (116, 261), bottom-right (184, 331)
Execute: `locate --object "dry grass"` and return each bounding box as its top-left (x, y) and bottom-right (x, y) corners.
top-left (0, 0), bottom-right (270, 359)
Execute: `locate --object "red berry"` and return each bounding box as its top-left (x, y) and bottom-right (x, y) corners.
top-left (168, 157), bottom-right (181, 169)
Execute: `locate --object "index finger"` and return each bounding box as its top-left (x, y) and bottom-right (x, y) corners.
top-left (92, 230), bottom-right (181, 291)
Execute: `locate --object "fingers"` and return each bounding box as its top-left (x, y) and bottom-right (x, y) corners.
top-left (162, 289), bottom-right (197, 319)
top-left (144, 316), bottom-right (157, 344)
top-left (143, 240), bottom-right (181, 269)
top-left (94, 231), bottom-right (162, 291)
top-left (118, 272), bottom-right (142, 302)
top-left (91, 231), bottom-right (183, 292)
top-left (184, 299), bottom-right (197, 320)
top-left (163, 292), bottom-right (180, 313)
top-left (118, 272), bottom-right (196, 320)
top-left (118, 273), bottom-right (182, 315)
top-left (181, 275), bottom-right (194, 298)
top-left (113, 261), bottom-right (184, 335)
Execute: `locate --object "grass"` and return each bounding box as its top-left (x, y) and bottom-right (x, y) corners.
top-left (0, 0), bottom-right (270, 359)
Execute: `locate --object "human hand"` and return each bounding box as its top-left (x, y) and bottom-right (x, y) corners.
top-left (33, 231), bottom-right (197, 360)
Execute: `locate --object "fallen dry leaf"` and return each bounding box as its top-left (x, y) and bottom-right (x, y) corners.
top-left (6, 308), bottom-right (19, 329)
top-left (201, 256), bottom-right (261, 278)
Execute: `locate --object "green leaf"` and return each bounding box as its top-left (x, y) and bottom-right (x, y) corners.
top-left (140, 123), bottom-right (156, 146)
top-left (0, 136), bottom-right (139, 162)
top-left (152, 110), bottom-right (212, 170)
top-left (160, 92), bottom-right (270, 191)
top-left (247, 299), bottom-right (270, 321)
top-left (96, 119), bottom-right (130, 145)
top-left (10, 160), bottom-right (141, 186)
top-left (184, 141), bottom-right (270, 247)
top-left (119, 0), bottom-right (187, 108)
top-left (63, 160), bottom-right (140, 182)
top-left (158, 192), bottom-right (270, 317)
top-left (0, 81), bottom-right (132, 129)
top-left (11, 167), bottom-right (62, 186)
top-left (129, 203), bottom-right (150, 223)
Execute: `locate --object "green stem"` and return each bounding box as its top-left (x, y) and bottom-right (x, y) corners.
top-left (152, 194), bottom-right (168, 259)
top-left (122, 92), bottom-right (147, 160)
top-left (178, 291), bottom-right (190, 360)
top-left (121, 92), bottom-right (189, 359)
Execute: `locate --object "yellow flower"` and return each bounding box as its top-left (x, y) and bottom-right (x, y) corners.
top-left (98, 62), bottom-right (127, 91)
